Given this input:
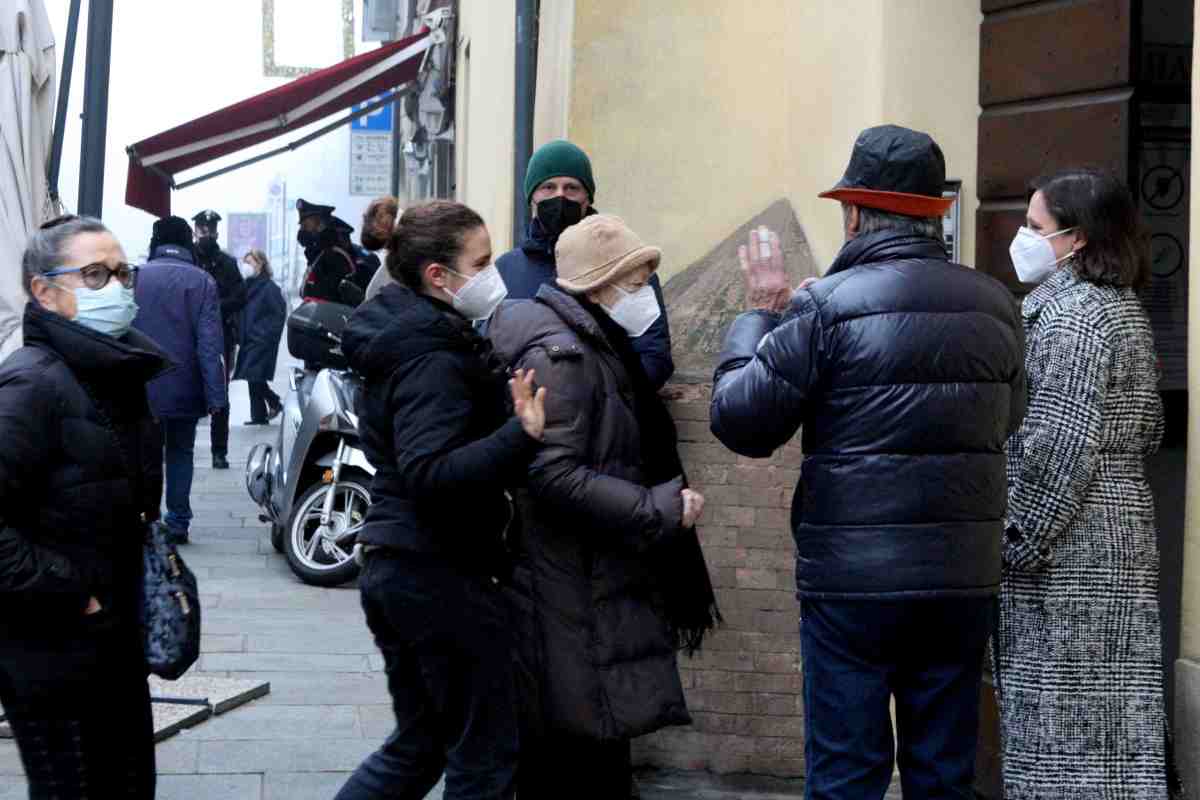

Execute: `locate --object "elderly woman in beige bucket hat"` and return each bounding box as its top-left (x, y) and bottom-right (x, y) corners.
top-left (489, 214), bottom-right (721, 798)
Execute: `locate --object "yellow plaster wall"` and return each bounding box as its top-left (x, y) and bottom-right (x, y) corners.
top-left (455, 0), bottom-right (517, 254)
top-left (555, 1), bottom-right (980, 278)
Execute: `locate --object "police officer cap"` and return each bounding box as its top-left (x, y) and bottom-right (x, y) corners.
top-left (192, 209), bottom-right (222, 226)
top-left (330, 216), bottom-right (354, 235)
top-left (296, 198), bottom-right (335, 220)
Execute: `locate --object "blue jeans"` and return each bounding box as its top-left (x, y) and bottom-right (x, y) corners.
top-left (162, 417), bottom-right (199, 532)
top-left (334, 551), bottom-right (519, 800)
top-left (800, 597), bottom-right (993, 800)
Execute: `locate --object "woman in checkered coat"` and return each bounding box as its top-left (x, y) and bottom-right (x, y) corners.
top-left (998, 168), bottom-right (1172, 799)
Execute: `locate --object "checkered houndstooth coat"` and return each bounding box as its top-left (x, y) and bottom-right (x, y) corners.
top-left (997, 264), bottom-right (1168, 799)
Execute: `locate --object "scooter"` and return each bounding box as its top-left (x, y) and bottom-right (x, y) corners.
top-left (244, 299), bottom-right (373, 586)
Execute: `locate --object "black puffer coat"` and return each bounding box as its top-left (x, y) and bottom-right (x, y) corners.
top-left (0, 304), bottom-right (170, 685)
top-left (342, 283), bottom-right (538, 574)
top-left (489, 285), bottom-right (690, 743)
top-left (711, 231), bottom-right (1026, 598)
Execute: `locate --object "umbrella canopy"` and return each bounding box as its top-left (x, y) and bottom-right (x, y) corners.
top-left (0, 0), bottom-right (55, 359)
top-left (125, 31), bottom-right (432, 218)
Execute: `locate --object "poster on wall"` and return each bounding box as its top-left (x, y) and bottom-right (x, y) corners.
top-left (1139, 138), bottom-right (1190, 391)
top-left (227, 213), bottom-right (270, 262)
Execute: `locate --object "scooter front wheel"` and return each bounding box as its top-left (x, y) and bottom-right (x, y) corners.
top-left (284, 478), bottom-right (369, 586)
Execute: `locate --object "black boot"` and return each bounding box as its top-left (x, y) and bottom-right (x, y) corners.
top-left (212, 454), bottom-right (230, 470)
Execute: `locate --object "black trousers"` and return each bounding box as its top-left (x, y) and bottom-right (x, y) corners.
top-left (799, 597), bottom-right (993, 800)
top-left (334, 552), bottom-right (519, 800)
top-left (248, 382), bottom-right (281, 423)
top-left (210, 335), bottom-right (236, 456)
top-left (0, 638), bottom-right (155, 799)
top-left (518, 737), bottom-right (631, 799)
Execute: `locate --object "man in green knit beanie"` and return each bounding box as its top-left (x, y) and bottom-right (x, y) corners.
top-left (495, 139), bottom-right (675, 389)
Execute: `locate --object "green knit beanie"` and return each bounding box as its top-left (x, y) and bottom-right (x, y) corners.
top-left (523, 140), bottom-right (596, 204)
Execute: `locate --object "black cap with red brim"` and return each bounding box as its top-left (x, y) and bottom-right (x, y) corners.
top-left (819, 124), bottom-right (954, 217)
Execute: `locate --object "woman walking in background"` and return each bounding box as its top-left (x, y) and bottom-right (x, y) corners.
top-left (233, 249), bottom-right (287, 425)
top-left (998, 168), bottom-right (1176, 798)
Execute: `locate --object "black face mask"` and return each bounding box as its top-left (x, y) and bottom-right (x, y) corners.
top-left (534, 196), bottom-right (584, 242)
top-left (297, 229), bottom-right (318, 249)
top-left (196, 237), bottom-right (219, 258)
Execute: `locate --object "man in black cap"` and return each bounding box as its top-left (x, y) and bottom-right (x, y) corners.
top-left (296, 199), bottom-right (359, 305)
top-left (192, 210), bottom-right (246, 469)
top-left (134, 217), bottom-right (228, 543)
top-left (709, 125), bottom-right (1027, 798)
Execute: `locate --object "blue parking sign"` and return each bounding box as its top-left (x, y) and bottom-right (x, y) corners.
top-left (351, 97), bottom-right (394, 133)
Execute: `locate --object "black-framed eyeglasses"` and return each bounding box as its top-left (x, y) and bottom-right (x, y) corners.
top-left (43, 262), bottom-right (139, 290)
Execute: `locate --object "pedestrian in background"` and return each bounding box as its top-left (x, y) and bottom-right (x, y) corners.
top-left (361, 194), bottom-right (399, 302)
top-left (192, 210), bottom-right (246, 469)
top-left (0, 215), bottom-right (170, 799)
top-left (489, 214), bottom-right (718, 799)
top-left (494, 139), bottom-right (675, 389)
top-left (998, 168), bottom-right (1176, 799)
top-left (709, 125), bottom-right (1026, 799)
top-left (335, 200), bottom-right (545, 800)
top-left (134, 216), bottom-right (227, 545)
top-left (233, 249), bottom-right (286, 425)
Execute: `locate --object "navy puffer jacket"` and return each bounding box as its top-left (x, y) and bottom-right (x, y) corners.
top-left (711, 230), bottom-right (1026, 599)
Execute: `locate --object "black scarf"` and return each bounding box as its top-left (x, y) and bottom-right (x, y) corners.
top-left (580, 298), bottom-right (722, 655)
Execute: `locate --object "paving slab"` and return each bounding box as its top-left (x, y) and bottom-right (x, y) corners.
top-left (150, 675), bottom-right (271, 716)
top-left (197, 738), bottom-right (376, 773)
top-left (152, 701), bottom-right (212, 742)
top-left (179, 703), bottom-right (361, 741)
top-left (157, 772), bottom-right (263, 800)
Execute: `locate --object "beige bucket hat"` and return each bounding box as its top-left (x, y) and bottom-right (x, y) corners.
top-left (554, 215), bottom-right (662, 294)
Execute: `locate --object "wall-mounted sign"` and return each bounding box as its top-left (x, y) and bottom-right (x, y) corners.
top-left (227, 213), bottom-right (270, 262)
top-left (1139, 139), bottom-right (1190, 390)
top-left (942, 181), bottom-right (962, 263)
top-left (350, 97), bottom-right (394, 196)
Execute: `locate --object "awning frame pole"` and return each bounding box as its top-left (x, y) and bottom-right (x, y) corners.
top-left (47, 0), bottom-right (83, 207)
top-left (78, 0), bottom-right (114, 217)
top-left (170, 84), bottom-right (413, 192)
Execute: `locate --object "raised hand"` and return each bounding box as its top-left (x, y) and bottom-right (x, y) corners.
top-left (739, 225), bottom-right (792, 313)
top-left (509, 368), bottom-right (547, 441)
top-left (681, 488), bottom-right (706, 528)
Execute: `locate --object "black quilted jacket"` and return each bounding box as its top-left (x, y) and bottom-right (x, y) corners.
top-left (0, 304), bottom-right (169, 675)
top-left (711, 231), bottom-right (1027, 599)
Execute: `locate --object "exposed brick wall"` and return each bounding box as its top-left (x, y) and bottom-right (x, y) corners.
top-left (632, 379), bottom-right (806, 777)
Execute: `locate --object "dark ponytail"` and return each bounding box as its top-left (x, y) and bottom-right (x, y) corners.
top-left (387, 200), bottom-right (486, 291)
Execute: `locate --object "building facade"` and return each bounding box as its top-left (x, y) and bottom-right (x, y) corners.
top-left (455, 0), bottom-right (1200, 793)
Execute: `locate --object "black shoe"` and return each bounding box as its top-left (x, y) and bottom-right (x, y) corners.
top-left (267, 401), bottom-right (283, 421)
top-left (164, 526), bottom-right (189, 545)
top-left (212, 455), bottom-right (230, 469)
top-left (245, 419), bottom-right (270, 426)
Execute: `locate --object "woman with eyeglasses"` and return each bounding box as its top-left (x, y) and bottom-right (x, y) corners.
top-left (0, 215), bottom-right (170, 798)
top-left (232, 249), bottom-right (287, 424)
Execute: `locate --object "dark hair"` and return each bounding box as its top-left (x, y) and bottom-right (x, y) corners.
top-left (387, 200), bottom-right (486, 290)
top-left (22, 215), bottom-right (110, 295)
top-left (362, 195), bottom-right (400, 251)
top-left (149, 215), bottom-right (195, 259)
top-left (1027, 168), bottom-right (1149, 289)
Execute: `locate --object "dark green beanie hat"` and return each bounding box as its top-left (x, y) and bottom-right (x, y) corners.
top-left (523, 140), bottom-right (596, 204)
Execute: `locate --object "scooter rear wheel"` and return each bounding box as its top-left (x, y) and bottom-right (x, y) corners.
top-left (284, 477), bottom-right (369, 586)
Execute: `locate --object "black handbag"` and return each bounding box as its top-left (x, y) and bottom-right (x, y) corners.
top-left (141, 521), bottom-right (201, 679)
top-left (73, 371), bottom-right (202, 680)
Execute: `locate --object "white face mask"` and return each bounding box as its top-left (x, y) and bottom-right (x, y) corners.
top-left (239, 260), bottom-right (257, 280)
top-left (603, 284), bottom-right (661, 338)
top-left (1009, 226), bottom-right (1078, 284)
top-left (445, 264), bottom-right (508, 321)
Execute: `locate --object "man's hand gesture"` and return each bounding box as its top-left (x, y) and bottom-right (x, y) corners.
top-left (739, 226), bottom-right (793, 314)
top-left (510, 369), bottom-right (547, 442)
